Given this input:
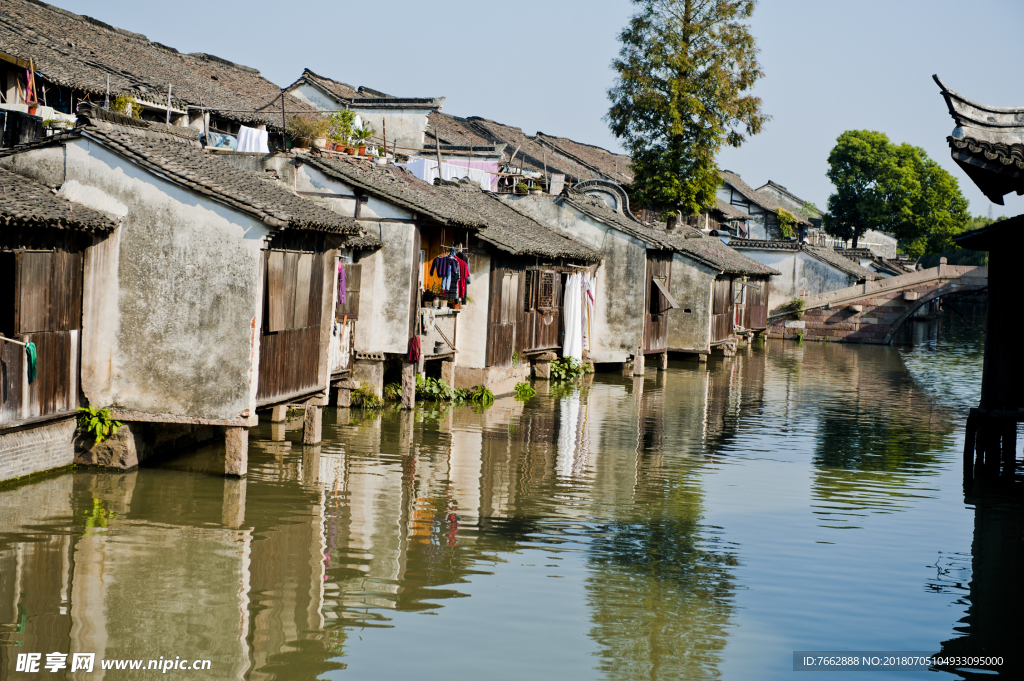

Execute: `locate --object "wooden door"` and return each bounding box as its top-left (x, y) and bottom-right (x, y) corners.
top-left (520, 269), bottom-right (562, 353)
top-left (487, 264), bottom-right (523, 367)
top-left (643, 252), bottom-right (672, 354)
top-left (711, 277), bottom-right (733, 343)
top-left (744, 278), bottom-right (769, 330)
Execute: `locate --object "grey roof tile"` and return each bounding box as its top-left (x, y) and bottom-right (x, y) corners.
top-left (0, 167), bottom-right (117, 233)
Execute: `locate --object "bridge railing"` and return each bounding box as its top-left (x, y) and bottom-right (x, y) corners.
top-left (768, 265), bottom-right (988, 319)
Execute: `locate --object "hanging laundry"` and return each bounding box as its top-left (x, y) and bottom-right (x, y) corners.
top-left (206, 131), bottom-right (236, 150)
top-left (408, 336), bottom-right (422, 363)
top-left (421, 308), bottom-right (435, 333)
top-left (25, 341), bottom-right (37, 384)
top-left (429, 252), bottom-right (462, 296)
top-left (455, 254), bottom-right (471, 299)
top-left (337, 262), bottom-right (347, 305)
top-left (236, 125), bottom-right (270, 153)
top-left (562, 273), bottom-right (584, 361)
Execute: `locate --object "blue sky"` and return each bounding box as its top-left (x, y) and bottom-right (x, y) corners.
top-left (52, 0), bottom-right (1024, 216)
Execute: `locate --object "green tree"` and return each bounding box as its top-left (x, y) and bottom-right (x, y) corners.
top-left (823, 130), bottom-right (969, 255)
top-left (607, 0), bottom-right (768, 216)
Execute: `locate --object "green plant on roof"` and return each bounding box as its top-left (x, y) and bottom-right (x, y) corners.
top-left (515, 182), bottom-right (529, 194)
top-left (328, 110), bottom-right (356, 143)
top-left (352, 125), bottom-right (374, 145)
top-left (111, 94), bottom-right (142, 118)
top-left (76, 405), bottom-right (123, 444)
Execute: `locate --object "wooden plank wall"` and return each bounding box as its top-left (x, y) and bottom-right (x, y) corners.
top-left (257, 250), bottom-right (328, 405)
top-left (711, 277), bottom-right (734, 343)
top-left (1, 249), bottom-right (82, 427)
top-left (744, 278), bottom-right (769, 330)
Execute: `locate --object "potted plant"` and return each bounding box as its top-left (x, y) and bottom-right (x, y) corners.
top-left (429, 282), bottom-right (443, 308)
top-left (422, 287), bottom-right (437, 306)
top-left (529, 184), bottom-right (543, 195)
top-left (451, 299), bottom-right (461, 310)
top-left (515, 182), bottom-right (529, 195)
top-left (352, 126), bottom-right (374, 156)
top-left (440, 298), bottom-right (449, 309)
top-left (287, 115), bottom-right (329, 150)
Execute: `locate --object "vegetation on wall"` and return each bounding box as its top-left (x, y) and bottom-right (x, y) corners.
top-left (76, 406), bottom-right (123, 444)
top-left (607, 0), bottom-right (767, 215)
top-left (776, 208), bottom-right (796, 238)
top-left (111, 94), bottom-right (142, 118)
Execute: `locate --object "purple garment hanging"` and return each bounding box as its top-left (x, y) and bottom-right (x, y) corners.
top-left (338, 262), bottom-right (347, 305)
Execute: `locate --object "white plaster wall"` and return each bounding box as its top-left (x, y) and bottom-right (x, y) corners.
top-left (290, 85), bottom-right (432, 149)
top-left (734, 247), bottom-right (858, 311)
top-left (455, 253), bottom-right (490, 369)
top-left (1, 141), bottom-right (269, 421)
top-left (502, 195), bottom-right (645, 364)
top-left (351, 223), bottom-right (415, 355)
top-left (667, 256), bottom-right (717, 352)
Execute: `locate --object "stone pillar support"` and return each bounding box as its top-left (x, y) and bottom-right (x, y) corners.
top-left (658, 352), bottom-right (668, 371)
top-left (632, 348), bottom-right (645, 376)
top-left (533, 351), bottom-right (557, 380)
top-left (303, 405), bottom-right (322, 445)
top-left (441, 359), bottom-right (455, 386)
top-left (270, 405), bottom-right (288, 423)
top-left (224, 427), bottom-right (248, 477)
top-left (697, 352), bottom-right (708, 364)
top-left (402, 362), bottom-right (416, 410)
top-left (221, 478), bottom-right (247, 528)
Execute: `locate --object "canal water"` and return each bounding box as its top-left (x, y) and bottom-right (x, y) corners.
top-left (3, 306), bottom-right (1020, 680)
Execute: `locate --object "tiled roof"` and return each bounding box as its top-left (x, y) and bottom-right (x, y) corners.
top-left (728, 239), bottom-right (880, 281)
top-left (803, 245), bottom-right (880, 280)
top-left (948, 136), bottom-right (1024, 172)
top-left (756, 181), bottom-right (822, 218)
top-left (302, 155), bottom-right (596, 260)
top-left (535, 132), bottom-right (634, 185)
top-left (0, 0), bottom-right (319, 128)
top-left (714, 199), bottom-right (750, 221)
top-left (442, 181), bottom-right (599, 261)
top-left (424, 113), bottom-right (633, 184)
top-left (0, 167), bottom-right (117, 233)
top-left (720, 170), bottom-right (812, 226)
top-left (290, 69), bottom-right (444, 110)
top-left (560, 191), bottom-right (776, 276)
top-left (302, 155), bottom-right (484, 227)
top-left (69, 106), bottom-right (361, 234)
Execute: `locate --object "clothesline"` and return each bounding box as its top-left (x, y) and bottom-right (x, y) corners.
top-left (0, 335), bottom-right (28, 347)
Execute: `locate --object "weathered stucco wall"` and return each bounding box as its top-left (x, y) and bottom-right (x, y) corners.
top-left (1, 142), bottom-right (269, 422)
top-left (734, 247), bottom-right (858, 311)
top-left (666, 255), bottom-right (717, 352)
top-left (502, 196), bottom-right (644, 364)
top-left (350, 222), bottom-right (416, 355)
top-left (289, 84), bottom-right (432, 150)
top-left (455, 253), bottom-right (490, 369)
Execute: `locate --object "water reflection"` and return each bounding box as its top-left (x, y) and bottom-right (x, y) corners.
top-left (0, 313), bottom-right (1009, 680)
top-left (936, 488), bottom-right (1024, 678)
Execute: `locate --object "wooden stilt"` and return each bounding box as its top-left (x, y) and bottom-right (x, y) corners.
top-left (963, 411), bottom-right (977, 483)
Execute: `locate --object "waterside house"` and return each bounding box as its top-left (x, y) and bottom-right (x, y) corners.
top-left (0, 0), bottom-right (322, 146)
top-left (935, 74), bottom-right (1024, 476)
top-left (0, 168), bottom-right (117, 482)
top-left (0, 104), bottom-right (362, 478)
top-left (505, 184), bottom-right (777, 366)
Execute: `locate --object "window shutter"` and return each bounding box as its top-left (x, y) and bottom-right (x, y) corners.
top-left (266, 251), bottom-right (286, 332)
top-left (538, 271), bottom-right (556, 310)
top-left (17, 251), bottom-right (53, 334)
top-left (336, 263), bottom-right (361, 320)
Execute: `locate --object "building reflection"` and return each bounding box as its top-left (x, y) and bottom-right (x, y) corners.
top-left (935, 488), bottom-right (1024, 678)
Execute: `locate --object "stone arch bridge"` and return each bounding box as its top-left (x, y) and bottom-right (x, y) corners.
top-left (766, 264), bottom-right (988, 343)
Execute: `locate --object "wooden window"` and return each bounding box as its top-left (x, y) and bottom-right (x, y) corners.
top-left (537, 271), bottom-right (556, 310)
top-left (523, 270), bottom-right (536, 312)
top-left (500, 272), bottom-right (518, 325)
top-left (336, 263), bottom-right (361, 320)
top-left (266, 250), bottom-right (325, 332)
top-left (14, 250), bottom-right (83, 334)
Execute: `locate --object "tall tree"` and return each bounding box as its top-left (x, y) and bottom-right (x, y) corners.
top-left (823, 130), bottom-right (969, 255)
top-left (607, 0), bottom-right (768, 216)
